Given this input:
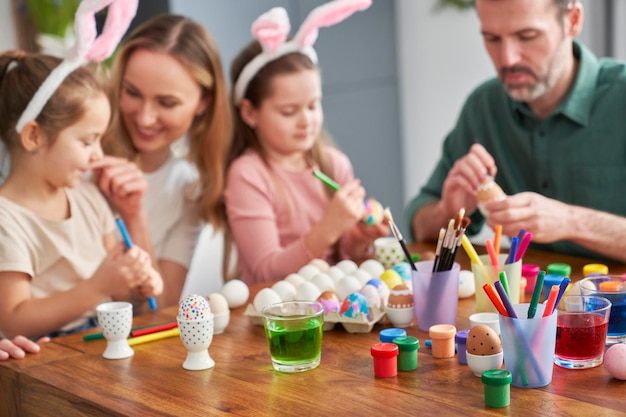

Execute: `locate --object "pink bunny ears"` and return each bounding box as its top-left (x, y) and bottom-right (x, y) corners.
top-left (16, 0), bottom-right (138, 134)
top-left (233, 0), bottom-right (372, 104)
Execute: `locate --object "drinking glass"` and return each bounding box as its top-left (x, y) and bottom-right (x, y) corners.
top-left (261, 301), bottom-right (324, 373)
top-left (554, 295), bottom-right (611, 369)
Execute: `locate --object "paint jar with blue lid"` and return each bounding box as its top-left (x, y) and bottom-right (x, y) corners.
top-left (379, 328), bottom-right (407, 343)
top-left (455, 329), bottom-right (469, 364)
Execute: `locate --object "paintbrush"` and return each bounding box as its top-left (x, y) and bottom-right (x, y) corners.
top-left (384, 207), bottom-right (417, 271)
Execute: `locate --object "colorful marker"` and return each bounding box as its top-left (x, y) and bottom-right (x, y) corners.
top-left (115, 217), bottom-right (157, 311)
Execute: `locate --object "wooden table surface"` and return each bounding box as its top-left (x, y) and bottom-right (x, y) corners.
top-left (2, 243), bottom-right (626, 416)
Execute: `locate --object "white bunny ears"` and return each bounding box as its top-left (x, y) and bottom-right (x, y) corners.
top-left (16, 0), bottom-right (138, 134)
top-left (233, 0), bottom-right (372, 104)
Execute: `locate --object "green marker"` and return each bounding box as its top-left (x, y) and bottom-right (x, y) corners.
top-left (527, 270), bottom-right (545, 319)
top-left (499, 271), bottom-right (510, 298)
top-left (312, 170), bottom-right (340, 191)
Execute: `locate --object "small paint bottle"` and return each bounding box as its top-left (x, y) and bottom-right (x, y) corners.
top-left (547, 263), bottom-right (571, 278)
top-left (521, 264), bottom-right (540, 294)
top-left (543, 274), bottom-right (566, 300)
top-left (392, 336), bottom-right (419, 371)
top-left (482, 369), bottom-right (512, 408)
top-left (379, 328), bottom-right (407, 343)
top-left (371, 343), bottom-right (399, 377)
top-left (455, 330), bottom-right (469, 365)
top-left (428, 324), bottom-right (457, 359)
top-left (582, 263), bottom-right (609, 277)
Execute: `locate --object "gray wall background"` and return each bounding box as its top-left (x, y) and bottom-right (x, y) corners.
top-left (136, 0), bottom-right (404, 233)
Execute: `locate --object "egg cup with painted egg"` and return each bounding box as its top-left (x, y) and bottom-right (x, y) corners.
top-left (466, 324), bottom-right (503, 377)
top-left (386, 284), bottom-right (415, 328)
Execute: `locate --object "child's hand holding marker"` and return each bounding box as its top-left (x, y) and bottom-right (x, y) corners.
top-left (115, 218), bottom-right (162, 309)
top-left (311, 170), bottom-right (389, 259)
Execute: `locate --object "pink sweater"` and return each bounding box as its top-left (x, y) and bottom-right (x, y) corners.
top-left (224, 147), bottom-right (353, 284)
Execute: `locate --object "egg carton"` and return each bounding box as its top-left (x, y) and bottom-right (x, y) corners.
top-left (244, 304), bottom-right (386, 333)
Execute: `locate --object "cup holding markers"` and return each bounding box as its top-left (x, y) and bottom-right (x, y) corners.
top-left (177, 294), bottom-right (215, 370)
top-left (555, 295), bottom-right (611, 369)
top-left (498, 303), bottom-right (557, 388)
top-left (472, 254), bottom-right (521, 313)
top-left (96, 301), bottom-right (134, 360)
top-left (579, 275), bottom-right (626, 345)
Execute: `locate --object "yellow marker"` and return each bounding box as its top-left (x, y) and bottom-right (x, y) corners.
top-left (127, 327), bottom-right (180, 346)
top-left (461, 234), bottom-right (483, 266)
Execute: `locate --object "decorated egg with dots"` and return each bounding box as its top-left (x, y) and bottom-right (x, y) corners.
top-left (178, 294), bottom-right (212, 321)
top-left (340, 292), bottom-right (369, 319)
top-left (361, 198), bottom-right (384, 225)
top-left (317, 291), bottom-right (341, 314)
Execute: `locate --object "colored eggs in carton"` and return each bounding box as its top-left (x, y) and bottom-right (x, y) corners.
top-left (244, 259), bottom-right (388, 333)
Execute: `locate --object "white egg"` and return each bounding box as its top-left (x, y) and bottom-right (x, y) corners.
top-left (309, 258), bottom-right (330, 272)
top-left (335, 275), bottom-right (362, 301)
top-left (327, 266), bottom-right (346, 283)
top-left (359, 259), bottom-right (385, 278)
top-left (350, 269), bottom-right (373, 287)
top-left (271, 280), bottom-right (297, 302)
top-left (311, 273), bottom-right (335, 293)
top-left (296, 281), bottom-right (322, 301)
top-left (336, 259), bottom-right (358, 275)
top-left (284, 273), bottom-right (305, 287)
top-left (458, 270), bottom-right (476, 299)
top-left (253, 288), bottom-right (282, 313)
top-left (298, 264), bottom-right (321, 280)
top-left (206, 293), bottom-right (229, 314)
top-left (220, 279), bottom-right (250, 309)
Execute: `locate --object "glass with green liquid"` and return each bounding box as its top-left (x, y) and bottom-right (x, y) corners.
top-left (261, 301), bottom-right (324, 372)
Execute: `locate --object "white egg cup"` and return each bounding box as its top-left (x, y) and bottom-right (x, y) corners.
top-left (466, 351), bottom-right (504, 377)
top-left (385, 306), bottom-right (415, 328)
top-left (177, 315), bottom-right (215, 370)
top-left (96, 301), bottom-right (134, 360)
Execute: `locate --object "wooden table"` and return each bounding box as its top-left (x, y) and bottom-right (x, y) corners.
top-left (2, 243), bottom-right (626, 416)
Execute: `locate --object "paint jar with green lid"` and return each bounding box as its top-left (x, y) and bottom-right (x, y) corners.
top-left (392, 336), bottom-right (419, 371)
top-left (481, 369), bottom-right (512, 408)
top-left (547, 263), bottom-right (571, 277)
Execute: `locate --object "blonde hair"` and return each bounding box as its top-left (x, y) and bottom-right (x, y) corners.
top-left (103, 14), bottom-right (233, 228)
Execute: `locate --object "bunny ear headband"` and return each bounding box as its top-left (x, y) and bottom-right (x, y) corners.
top-left (233, 0), bottom-right (372, 105)
top-left (16, 0), bottom-right (138, 134)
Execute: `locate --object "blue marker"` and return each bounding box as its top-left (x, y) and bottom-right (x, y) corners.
top-left (115, 218), bottom-right (157, 311)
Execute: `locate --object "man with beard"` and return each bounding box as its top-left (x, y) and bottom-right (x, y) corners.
top-left (405, 0), bottom-right (626, 262)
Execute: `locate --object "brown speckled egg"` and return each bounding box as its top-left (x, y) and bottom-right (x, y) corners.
top-left (387, 284), bottom-right (414, 308)
top-left (467, 324), bottom-right (502, 356)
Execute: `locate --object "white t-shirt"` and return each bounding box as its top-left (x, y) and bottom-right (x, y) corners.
top-left (0, 179), bottom-right (116, 333)
top-left (143, 155), bottom-right (204, 269)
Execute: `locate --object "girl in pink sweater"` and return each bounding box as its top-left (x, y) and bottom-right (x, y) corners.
top-left (224, 2), bottom-right (388, 284)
